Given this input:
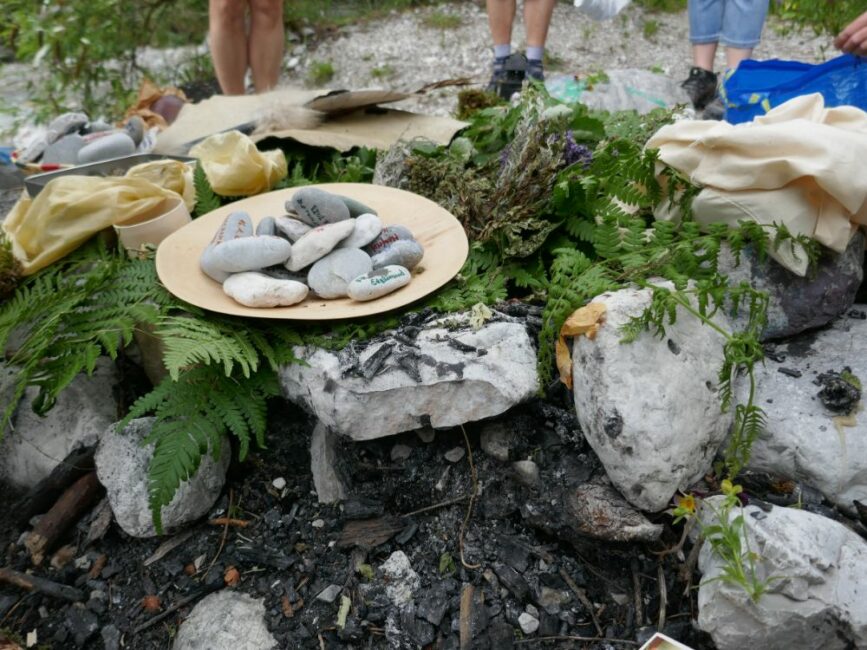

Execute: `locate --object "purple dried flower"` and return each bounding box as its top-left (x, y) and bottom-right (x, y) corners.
top-left (563, 130), bottom-right (592, 169)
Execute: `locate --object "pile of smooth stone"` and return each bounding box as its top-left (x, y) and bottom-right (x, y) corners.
top-left (200, 187), bottom-right (424, 308)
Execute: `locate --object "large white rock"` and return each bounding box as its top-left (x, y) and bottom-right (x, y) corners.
top-left (95, 418), bottom-right (230, 537)
top-left (740, 313), bottom-right (867, 513)
top-left (280, 311), bottom-right (539, 440)
top-left (310, 422), bottom-right (346, 504)
top-left (173, 591), bottom-right (276, 650)
top-left (0, 359), bottom-right (118, 489)
top-left (571, 286), bottom-right (733, 511)
top-left (698, 497), bottom-right (867, 650)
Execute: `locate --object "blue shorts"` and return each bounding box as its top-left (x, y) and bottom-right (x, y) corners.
top-left (688, 0), bottom-right (770, 49)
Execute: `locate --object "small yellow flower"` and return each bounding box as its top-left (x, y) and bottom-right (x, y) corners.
top-left (675, 493), bottom-right (697, 514)
top-left (721, 479), bottom-right (743, 497)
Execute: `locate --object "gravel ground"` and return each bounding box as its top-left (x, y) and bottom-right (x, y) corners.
top-left (286, 2), bottom-right (831, 117)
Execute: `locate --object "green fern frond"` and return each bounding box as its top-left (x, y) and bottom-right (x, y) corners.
top-left (193, 163), bottom-right (221, 217)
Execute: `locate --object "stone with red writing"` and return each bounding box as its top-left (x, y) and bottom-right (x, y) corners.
top-left (200, 211), bottom-right (254, 282)
top-left (364, 225), bottom-right (415, 257)
top-left (348, 265), bottom-right (412, 301)
top-left (287, 187), bottom-right (350, 226)
top-left (371, 240), bottom-right (424, 271)
top-left (338, 213), bottom-right (382, 249)
top-left (286, 220), bottom-right (356, 272)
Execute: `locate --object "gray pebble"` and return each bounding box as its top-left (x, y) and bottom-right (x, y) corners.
top-left (286, 220), bottom-right (355, 272)
top-left (77, 132), bottom-right (136, 164)
top-left (371, 240), bottom-right (424, 270)
top-left (42, 134), bottom-right (86, 165)
top-left (347, 265), bottom-right (411, 301)
top-left (338, 213), bottom-right (382, 249)
top-left (259, 266), bottom-right (308, 283)
top-left (123, 116), bottom-right (145, 146)
top-left (256, 216), bottom-right (276, 236)
top-left (274, 215), bottom-right (312, 242)
top-left (46, 112), bottom-right (89, 144)
top-left (335, 194), bottom-right (378, 218)
top-left (200, 212), bottom-right (254, 282)
top-left (205, 236), bottom-right (292, 275)
top-left (307, 248), bottom-right (373, 299)
top-left (364, 225), bottom-right (415, 257)
top-left (289, 187), bottom-right (350, 226)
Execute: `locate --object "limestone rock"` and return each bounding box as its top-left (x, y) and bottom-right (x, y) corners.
top-left (741, 313), bottom-right (867, 513)
top-left (379, 550), bottom-right (419, 608)
top-left (279, 310), bottom-right (538, 440)
top-left (0, 359), bottom-right (118, 489)
top-left (718, 231), bottom-right (864, 340)
top-left (310, 422), bottom-right (346, 504)
top-left (95, 418), bottom-right (229, 537)
top-left (697, 497), bottom-right (867, 650)
top-left (173, 591), bottom-right (276, 650)
top-left (571, 285), bottom-right (733, 511)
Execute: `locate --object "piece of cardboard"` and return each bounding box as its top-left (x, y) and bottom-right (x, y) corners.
top-left (154, 87), bottom-right (466, 155)
top-left (155, 183), bottom-right (469, 320)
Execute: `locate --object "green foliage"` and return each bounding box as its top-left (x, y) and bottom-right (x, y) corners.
top-left (633, 0), bottom-right (687, 12)
top-left (0, 233), bottom-right (22, 300)
top-left (308, 60), bottom-right (336, 86)
top-left (193, 163), bottom-right (221, 218)
top-left (770, 0), bottom-right (864, 36)
top-left (671, 480), bottom-right (775, 602)
top-left (438, 552), bottom-right (456, 575)
top-left (422, 11), bottom-right (463, 30)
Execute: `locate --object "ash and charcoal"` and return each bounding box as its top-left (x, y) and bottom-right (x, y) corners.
top-left (338, 304), bottom-right (542, 384)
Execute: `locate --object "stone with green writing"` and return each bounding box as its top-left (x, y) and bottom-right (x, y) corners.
top-left (348, 265), bottom-right (411, 302)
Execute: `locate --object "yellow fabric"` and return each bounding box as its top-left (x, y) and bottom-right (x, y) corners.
top-left (125, 159), bottom-right (196, 212)
top-left (189, 130), bottom-right (287, 197)
top-left (3, 176), bottom-right (177, 275)
top-left (646, 94), bottom-right (867, 276)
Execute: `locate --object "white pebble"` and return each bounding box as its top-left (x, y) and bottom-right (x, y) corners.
top-left (286, 220), bottom-right (355, 272)
top-left (223, 273), bottom-right (308, 308)
top-left (339, 213), bottom-right (382, 249)
top-left (272, 477), bottom-right (286, 490)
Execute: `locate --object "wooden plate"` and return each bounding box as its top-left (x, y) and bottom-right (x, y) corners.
top-left (155, 183), bottom-right (469, 320)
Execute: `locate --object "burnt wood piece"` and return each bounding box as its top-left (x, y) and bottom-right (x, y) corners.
top-left (14, 445), bottom-right (96, 528)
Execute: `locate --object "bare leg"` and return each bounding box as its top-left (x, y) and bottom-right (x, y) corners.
top-left (486, 0), bottom-right (517, 46)
top-left (248, 0), bottom-right (284, 93)
top-left (724, 46), bottom-right (752, 71)
top-left (209, 0), bottom-right (248, 95)
top-left (692, 42), bottom-right (718, 71)
top-left (524, 0), bottom-right (556, 49)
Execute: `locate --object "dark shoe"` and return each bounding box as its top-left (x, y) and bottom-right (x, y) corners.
top-left (702, 96), bottom-right (725, 120)
top-left (527, 59), bottom-right (545, 83)
top-left (681, 66), bottom-right (718, 111)
top-left (487, 53), bottom-right (527, 100)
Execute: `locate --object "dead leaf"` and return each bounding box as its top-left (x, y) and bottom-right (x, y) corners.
top-left (142, 594), bottom-right (161, 612)
top-left (224, 566), bottom-right (240, 587)
top-left (558, 302), bottom-right (607, 389)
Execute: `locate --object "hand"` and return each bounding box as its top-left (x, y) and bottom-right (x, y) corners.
top-left (835, 11), bottom-right (867, 56)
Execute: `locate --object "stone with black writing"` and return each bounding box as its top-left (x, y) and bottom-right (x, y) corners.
top-left (335, 194), bottom-right (377, 218)
top-left (364, 225), bottom-right (415, 257)
top-left (371, 240), bottom-right (424, 271)
top-left (286, 220), bottom-right (355, 272)
top-left (307, 248), bottom-right (373, 299)
top-left (275, 215), bottom-right (312, 242)
top-left (255, 216), bottom-right (276, 237)
top-left (223, 273), bottom-right (308, 308)
top-left (339, 213), bottom-right (382, 249)
top-left (348, 265), bottom-right (411, 301)
top-left (288, 187), bottom-right (350, 226)
top-left (77, 132), bottom-right (136, 164)
top-left (200, 212), bottom-right (254, 282)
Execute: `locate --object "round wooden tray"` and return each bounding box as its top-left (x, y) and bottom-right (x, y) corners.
top-left (155, 183), bottom-right (469, 320)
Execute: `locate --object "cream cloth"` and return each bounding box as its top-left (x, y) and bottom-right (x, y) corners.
top-left (647, 94), bottom-right (867, 276)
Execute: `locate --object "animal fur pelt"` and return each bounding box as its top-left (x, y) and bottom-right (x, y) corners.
top-left (253, 94), bottom-right (324, 135)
